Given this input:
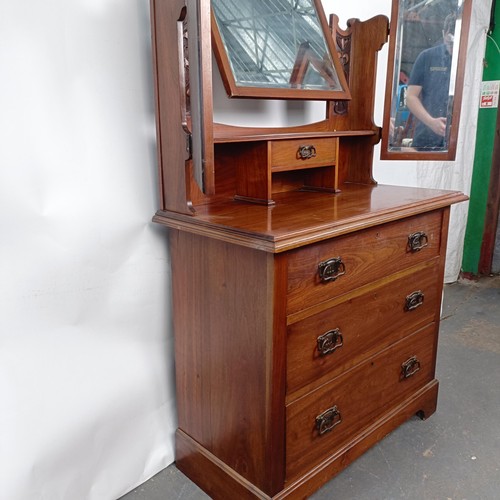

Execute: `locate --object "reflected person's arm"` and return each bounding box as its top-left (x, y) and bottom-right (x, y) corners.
top-left (406, 85), bottom-right (447, 137)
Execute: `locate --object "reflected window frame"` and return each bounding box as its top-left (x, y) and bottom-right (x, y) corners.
top-left (211, 0), bottom-right (351, 100)
top-left (381, 0), bottom-right (472, 161)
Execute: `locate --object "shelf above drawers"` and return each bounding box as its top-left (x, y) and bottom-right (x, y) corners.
top-left (224, 137), bottom-right (339, 205)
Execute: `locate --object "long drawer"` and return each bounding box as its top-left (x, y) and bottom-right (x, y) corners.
top-left (287, 260), bottom-right (441, 398)
top-left (285, 323), bottom-right (436, 481)
top-left (287, 210), bottom-right (443, 315)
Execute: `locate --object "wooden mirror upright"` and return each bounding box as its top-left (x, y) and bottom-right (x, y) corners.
top-left (149, 0), bottom-right (467, 498)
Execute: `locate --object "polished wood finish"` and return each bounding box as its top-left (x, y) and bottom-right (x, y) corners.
top-left (328, 15), bottom-right (389, 185)
top-left (176, 381), bottom-right (439, 500)
top-left (286, 260), bottom-right (441, 398)
top-left (213, 124), bottom-right (375, 143)
top-left (150, 0), bottom-right (189, 212)
top-left (228, 137), bottom-right (340, 204)
top-left (151, 0), bottom-right (389, 213)
top-left (271, 138), bottom-right (337, 172)
top-left (149, 1), bottom-right (467, 498)
top-left (171, 231), bottom-right (287, 495)
top-left (286, 209), bottom-right (442, 314)
top-left (153, 184), bottom-right (466, 252)
top-left (286, 324), bottom-right (436, 481)
top-left (159, 193), bottom-right (463, 499)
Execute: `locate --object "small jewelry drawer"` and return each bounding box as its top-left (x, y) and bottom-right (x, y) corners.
top-left (285, 323), bottom-right (436, 481)
top-left (286, 261), bottom-right (441, 398)
top-left (287, 209), bottom-right (443, 315)
top-left (270, 137), bottom-right (338, 172)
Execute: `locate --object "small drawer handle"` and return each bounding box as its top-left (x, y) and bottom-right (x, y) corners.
top-left (317, 329), bottom-right (344, 356)
top-left (408, 231), bottom-right (429, 252)
top-left (405, 290), bottom-right (424, 311)
top-left (401, 356), bottom-right (421, 379)
top-left (316, 405), bottom-right (342, 435)
top-left (318, 257), bottom-right (346, 283)
top-left (297, 145), bottom-right (317, 160)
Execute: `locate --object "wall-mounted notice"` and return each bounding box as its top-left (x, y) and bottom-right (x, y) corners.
top-left (480, 81), bottom-right (500, 109)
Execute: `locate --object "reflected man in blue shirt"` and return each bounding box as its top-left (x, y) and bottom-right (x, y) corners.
top-left (406, 14), bottom-right (456, 150)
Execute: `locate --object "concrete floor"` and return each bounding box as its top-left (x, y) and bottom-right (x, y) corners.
top-left (120, 275), bottom-right (500, 500)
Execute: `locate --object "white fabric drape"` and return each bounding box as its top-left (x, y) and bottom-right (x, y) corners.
top-left (0, 2), bottom-right (175, 499)
top-left (414, 1), bottom-right (492, 282)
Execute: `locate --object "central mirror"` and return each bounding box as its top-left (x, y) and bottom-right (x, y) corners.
top-left (211, 0), bottom-right (351, 100)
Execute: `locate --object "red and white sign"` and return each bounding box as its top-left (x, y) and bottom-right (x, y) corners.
top-left (480, 81), bottom-right (500, 109)
top-left (481, 95), bottom-right (495, 107)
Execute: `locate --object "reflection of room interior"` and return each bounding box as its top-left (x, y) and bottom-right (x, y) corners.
top-left (389, 0), bottom-right (460, 151)
top-left (212, 0), bottom-right (340, 89)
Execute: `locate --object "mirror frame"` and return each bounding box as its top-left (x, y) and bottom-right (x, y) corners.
top-left (381, 0), bottom-right (472, 161)
top-left (210, 0), bottom-right (351, 100)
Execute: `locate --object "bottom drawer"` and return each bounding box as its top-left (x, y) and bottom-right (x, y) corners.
top-left (285, 323), bottom-right (436, 481)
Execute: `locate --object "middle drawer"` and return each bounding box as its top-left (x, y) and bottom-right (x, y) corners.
top-left (286, 261), bottom-right (440, 398)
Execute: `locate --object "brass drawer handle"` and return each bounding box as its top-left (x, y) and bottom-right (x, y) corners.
top-left (318, 257), bottom-right (346, 283)
top-left (401, 356), bottom-right (421, 379)
top-left (405, 290), bottom-right (424, 311)
top-left (408, 231), bottom-right (429, 252)
top-left (316, 405), bottom-right (342, 435)
top-left (297, 145), bottom-right (317, 160)
top-left (317, 328), bottom-right (344, 356)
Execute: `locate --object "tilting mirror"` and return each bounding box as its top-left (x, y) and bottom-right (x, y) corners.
top-left (382, 0), bottom-right (472, 160)
top-left (211, 0), bottom-right (351, 100)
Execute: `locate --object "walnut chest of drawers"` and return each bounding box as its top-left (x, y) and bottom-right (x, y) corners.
top-left (154, 184), bottom-right (466, 499)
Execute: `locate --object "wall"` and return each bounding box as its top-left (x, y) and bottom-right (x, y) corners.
top-left (0, 1), bottom-right (490, 499)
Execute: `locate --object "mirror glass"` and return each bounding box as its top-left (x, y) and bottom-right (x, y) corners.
top-left (382, 0), bottom-right (470, 159)
top-left (211, 0), bottom-right (350, 99)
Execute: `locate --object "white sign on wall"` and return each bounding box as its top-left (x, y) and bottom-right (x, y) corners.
top-left (480, 80), bottom-right (500, 108)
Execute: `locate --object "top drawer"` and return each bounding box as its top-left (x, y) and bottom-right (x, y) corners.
top-left (287, 210), bottom-right (443, 315)
top-left (271, 138), bottom-right (337, 172)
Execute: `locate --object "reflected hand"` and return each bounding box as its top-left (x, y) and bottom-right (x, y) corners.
top-left (429, 117), bottom-right (447, 137)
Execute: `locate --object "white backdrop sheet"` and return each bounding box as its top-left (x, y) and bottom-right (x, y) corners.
top-left (0, 0), bottom-right (490, 499)
top-left (0, 1), bottom-right (175, 500)
top-left (415, 1), bottom-right (492, 281)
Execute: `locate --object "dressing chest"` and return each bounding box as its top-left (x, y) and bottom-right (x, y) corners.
top-left (149, 0), bottom-right (467, 497)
